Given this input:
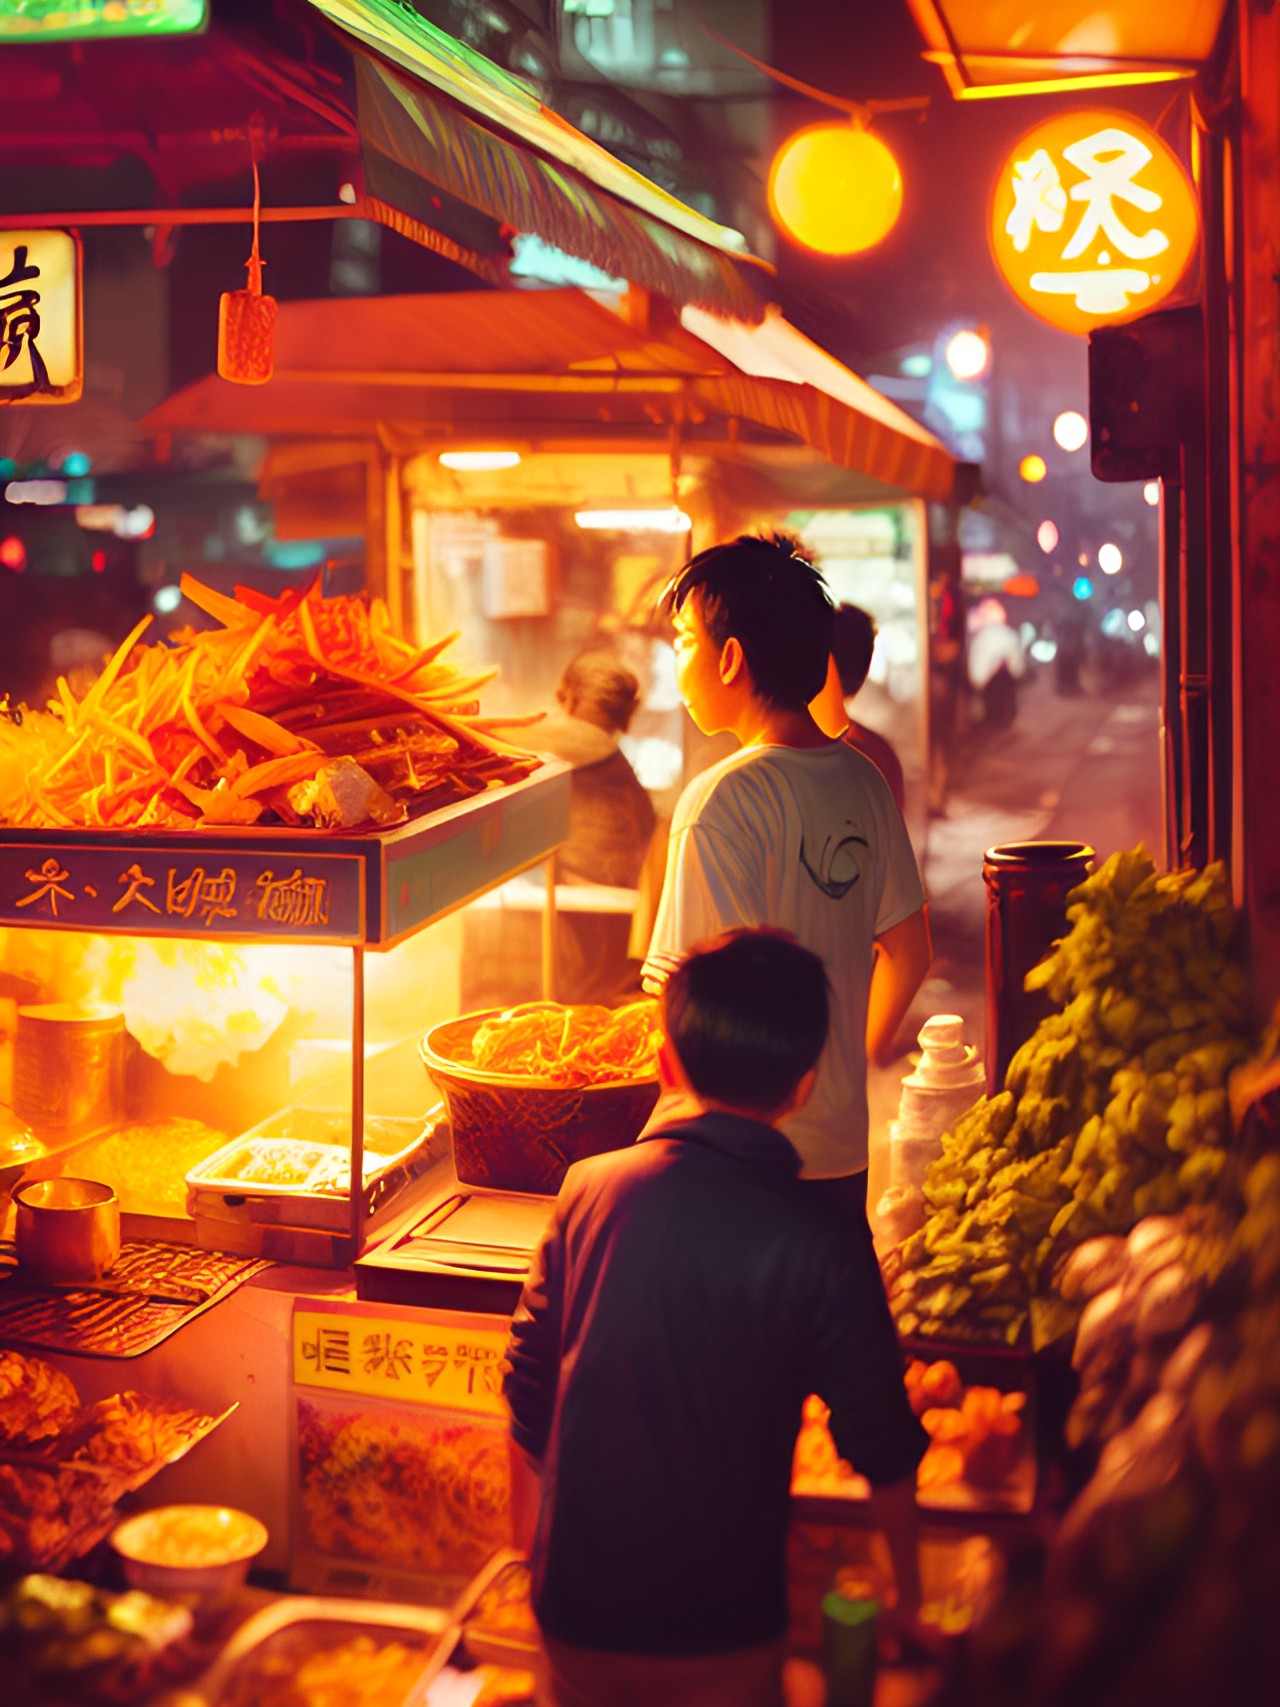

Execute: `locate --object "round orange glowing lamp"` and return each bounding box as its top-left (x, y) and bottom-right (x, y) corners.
top-left (1019, 454), bottom-right (1048, 484)
top-left (768, 122), bottom-right (903, 256)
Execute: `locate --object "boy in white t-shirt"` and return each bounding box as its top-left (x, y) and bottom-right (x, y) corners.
top-left (642, 533), bottom-right (932, 1209)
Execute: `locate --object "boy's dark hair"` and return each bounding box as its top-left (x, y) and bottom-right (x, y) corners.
top-left (661, 533), bottom-right (833, 709)
top-left (831, 603), bottom-right (878, 698)
top-left (662, 929), bottom-right (830, 1114)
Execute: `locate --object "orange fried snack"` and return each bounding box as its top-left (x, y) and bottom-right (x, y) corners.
top-left (918, 1382), bottom-right (1024, 1489)
top-left (0, 575), bottom-right (539, 832)
top-left (467, 1000), bottom-right (662, 1086)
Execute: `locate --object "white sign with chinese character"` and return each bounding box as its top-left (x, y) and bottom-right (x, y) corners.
top-left (0, 229), bottom-right (82, 404)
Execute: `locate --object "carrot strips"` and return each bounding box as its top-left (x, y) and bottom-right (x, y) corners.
top-left (0, 576), bottom-right (541, 831)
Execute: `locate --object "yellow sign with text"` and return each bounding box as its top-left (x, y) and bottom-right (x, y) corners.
top-left (990, 111), bottom-right (1199, 336)
top-left (293, 1309), bottom-right (508, 1419)
top-left (0, 230), bottom-right (82, 403)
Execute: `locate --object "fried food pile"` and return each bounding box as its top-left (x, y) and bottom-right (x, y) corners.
top-left (792, 1357), bottom-right (1026, 1500)
top-left (2, 1573), bottom-right (195, 1705)
top-left (0, 1351), bottom-right (225, 1572)
top-left (905, 1358), bottom-right (1025, 1491)
top-left (0, 575), bottom-right (539, 832)
top-left (219, 1631), bottom-right (436, 1707)
top-left (464, 1000), bottom-right (662, 1086)
top-left (0, 1348), bottom-right (80, 1446)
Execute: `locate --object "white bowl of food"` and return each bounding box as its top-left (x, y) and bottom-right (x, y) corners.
top-left (110, 1504), bottom-right (268, 1600)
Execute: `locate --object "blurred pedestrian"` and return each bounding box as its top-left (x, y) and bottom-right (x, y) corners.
top-left (810, 601), bottom-right (907, 811)
top-left (530, 650), bottom-right (657, 1004)
top-left (967, 600), bottom-right (1025, 728)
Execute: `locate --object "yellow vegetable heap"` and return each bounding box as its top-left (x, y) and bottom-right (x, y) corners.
top-left (890, 848), bottom-right (1252, 1349)
top-left (0, 575), bottom-right (539, 832)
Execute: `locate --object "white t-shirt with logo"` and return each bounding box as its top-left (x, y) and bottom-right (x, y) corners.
top-left (643, 740), bottom-right (926, 1178)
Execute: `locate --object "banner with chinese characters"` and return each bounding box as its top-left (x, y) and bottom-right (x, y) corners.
top-left (989, 111), bottom-right (1199, 336)
top-left (0, 842), bottom-right (363, 943)
top-left (294, 1306), bottom-right (508, 1419)
top-left (0, 230), bottom-right (82, 404)
top-left (0, 2), bottom-right (207, 40)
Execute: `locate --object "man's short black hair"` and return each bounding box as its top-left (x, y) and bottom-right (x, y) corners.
top-left (662, 929), bottom-right (830, 1115)
top-left (831, 603), bottom-right (878, 698)
top-left (661, 533), bottom-right (833, 709)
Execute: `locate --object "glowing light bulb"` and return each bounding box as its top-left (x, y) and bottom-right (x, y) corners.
top-left (768, 123), bottom-right (903, 256)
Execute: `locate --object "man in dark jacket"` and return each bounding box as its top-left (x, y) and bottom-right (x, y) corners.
top-left (504, 929), bottom-right (928, 1706)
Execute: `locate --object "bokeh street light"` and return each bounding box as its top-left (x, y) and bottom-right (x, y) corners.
top-left (1053, 410), bottom-right (1089, 452)
top-left (1019, 454), bottom-right (1047, 483)
top-left (944, 328), bottom-right (990, 381)
top-left (1036, 519), bottom-right (1059, 553)
top-left (1099, 542), bottom-right (1124, 575)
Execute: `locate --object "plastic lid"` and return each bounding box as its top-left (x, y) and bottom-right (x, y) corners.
top-left (821, 1590), bottom-right (880, 1627)
top-left (902, 1013), bottom-right (983, 1091)
top-left (918, 1014), bottom-right (965, 1051)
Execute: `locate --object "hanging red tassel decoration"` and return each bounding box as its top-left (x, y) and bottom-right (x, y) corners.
top-left (218, 155), bottom-right (276, 384)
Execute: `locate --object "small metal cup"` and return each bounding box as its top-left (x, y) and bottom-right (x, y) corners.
top-left (15, 1177), bottom-right (121, 1284)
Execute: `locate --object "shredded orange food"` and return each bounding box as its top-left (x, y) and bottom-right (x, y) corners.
top-left (0, 576), bottom-right (539, 831)
top-left (466, 1000), bottom-right (662, 1086)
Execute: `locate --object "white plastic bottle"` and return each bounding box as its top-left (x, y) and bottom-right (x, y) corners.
top-left (889, 1015), bottom-right (985, 1194)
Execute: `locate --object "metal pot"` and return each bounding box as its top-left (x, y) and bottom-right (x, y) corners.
top-left (14, 1176), bottom-right (121, 1283)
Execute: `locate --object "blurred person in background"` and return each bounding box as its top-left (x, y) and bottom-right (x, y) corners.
top-left (529, 650), bottom-right (657, 1005)
top-left (467, 651), bottom-right (657, 1010)
top-left (966, 599), bottom-right (1025, 729)
top-left (810, 601), bottom-right (907, 811)
top-left (534, 650), bottom-right (656, 891)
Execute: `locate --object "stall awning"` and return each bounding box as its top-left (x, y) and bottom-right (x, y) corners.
top-left (306, 0), bottom-right (770, 320)
top-left (0, 0), bottom-right (770, 324)
top-left (143, 288), bottom-right (956, 504)
top-left (905, 0), bottom-right (1229, 99)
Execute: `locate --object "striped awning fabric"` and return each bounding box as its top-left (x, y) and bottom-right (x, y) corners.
top-left (307, 0), bottom-right (771, 321)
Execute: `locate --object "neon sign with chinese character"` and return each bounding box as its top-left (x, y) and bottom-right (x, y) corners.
top-left (0, 1), bottom-right (207, 40)
top-left (0, 230), bottom-right (82, 404)
top-left (989, 112), bottom-right (1199, 336)
top-left (0, 843), bottom-right (363, 943)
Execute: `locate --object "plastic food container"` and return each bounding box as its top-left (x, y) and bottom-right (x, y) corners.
top-left (110, 1504), bottom-right (268, 1600)
top-left (191, 1595), bottom-right (451, 1707)
top-left (456, 1549), bottom-right (538, 1668)
top-left (421, 1011), bottom-right (659, 1195)
top-left (15, 1176), bottom-right (121, 1283)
